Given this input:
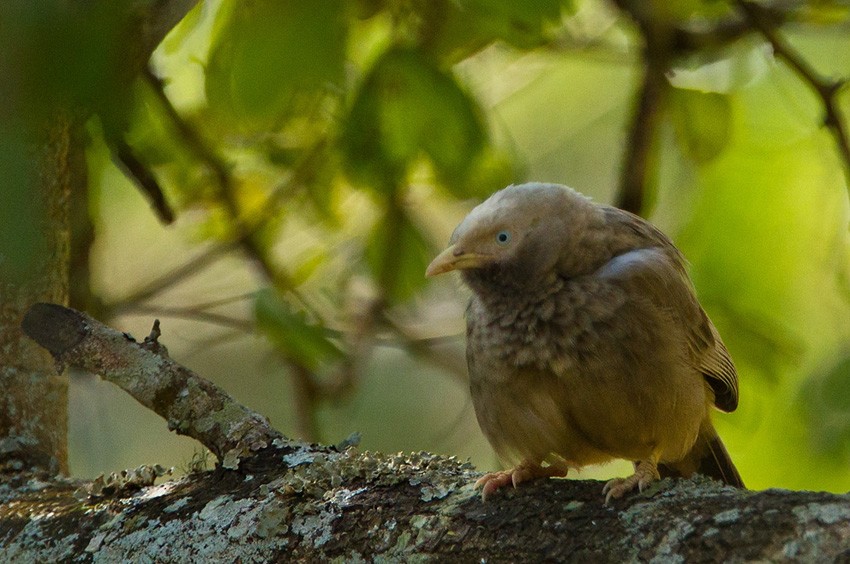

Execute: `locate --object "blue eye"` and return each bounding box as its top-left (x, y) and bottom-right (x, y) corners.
top-left (495, 230), bottom-right (511, 245)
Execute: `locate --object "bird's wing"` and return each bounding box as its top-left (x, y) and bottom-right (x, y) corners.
top-left (595, 246), bottom-right (739, 412)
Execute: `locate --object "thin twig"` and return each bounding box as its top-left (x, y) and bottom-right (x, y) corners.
top-left (106, 243), bottom-right (238, 313)
top-left (382, 315), bottom-right (467, 383)
top-left (181, 326), bottom-right (249, 361)
top-left (736, 0), bottom-right (850, 181)
top-left (120, 304), bottom-right (253, 332)
top-left (288, 361), bottom-right (321, 443)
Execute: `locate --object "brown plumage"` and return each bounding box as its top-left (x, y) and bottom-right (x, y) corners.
top-left (426, 183), bottom-right (743, 503)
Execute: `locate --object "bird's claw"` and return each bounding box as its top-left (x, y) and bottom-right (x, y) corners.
top-left (474, 462), bottom-right (568, 501)
top-left (474, 471), bottom-right (515, 500)
top-left (602, 460), bottom-right (660, 504)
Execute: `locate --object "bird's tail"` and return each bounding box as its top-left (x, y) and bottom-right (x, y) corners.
top-left (658, 421), bottom-right (744, 488)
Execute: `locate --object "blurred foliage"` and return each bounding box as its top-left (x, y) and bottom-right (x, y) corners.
top-left (254, 288), bottom-right (344, 372)
top-left (8, 0), bottom-right (850, 492)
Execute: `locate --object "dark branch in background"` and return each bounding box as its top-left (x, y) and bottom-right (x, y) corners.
top-left (615, 52), bottom-right (667, 215)
top-left (670, 2), bottom-right (791, 54)
top-left (609, 0), bottom-right (673, 215)
top-left (288, 362), bottom-right (322, 442)
top-left (139, 64), bottom-right (473, 442)
top-left (69, 126), bottom-right (106, 320)
top-left (735, 0), bottom-right (850, 183)
top-left (671, 18), bottom-right (754, 53)
top-left (64, 0), bottom-right (200, 320)
top-left (609, 0), bottom-right (850, 213)
top-left (22, 303), bottom-right (283, 468)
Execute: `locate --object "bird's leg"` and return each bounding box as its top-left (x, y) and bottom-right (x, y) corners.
top-left (474, 460), bottom-right (569, 500)
top-left (602, 458), bottom-right (661, 504)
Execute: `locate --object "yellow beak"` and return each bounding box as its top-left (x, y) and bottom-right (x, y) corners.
top-left (425, 244), bottom-right (491, 277)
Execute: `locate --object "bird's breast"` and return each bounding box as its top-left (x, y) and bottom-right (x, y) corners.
top-left (466, 276), bottom-right (627, 381)
top-left (465, 272), bottom-right (709, 465)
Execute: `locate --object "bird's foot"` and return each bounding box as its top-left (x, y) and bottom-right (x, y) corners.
top-left (474, 461), bottom-right (567, 501)
top-left (602, 459), bottom-right (660, 504)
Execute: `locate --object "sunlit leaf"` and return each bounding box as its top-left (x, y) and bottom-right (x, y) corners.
top-left (669, 38), bottom-right (772, 94)
top-left (254, 289), bottom-right (344, 371)
top-left (206, 0), bottom-right (346, 131)
top-left (122, 82), bottom-right (216, 209)
top-left (797, 4), bottom-right (850, 25)
top-left (160, 1), bottom-right (205, 55)
top-left (290, 249), bottom-right (329, 287)
top-left (341, 47), bottom-right (487, 191)
top-left (124, 82), bottom-right (186, 166)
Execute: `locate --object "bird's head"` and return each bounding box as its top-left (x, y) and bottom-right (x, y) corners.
top-left (426, 183), bottom-right (597, 290)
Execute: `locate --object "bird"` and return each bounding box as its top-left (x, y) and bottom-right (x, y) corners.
top-left (425, 182), bottom-right (743, 503)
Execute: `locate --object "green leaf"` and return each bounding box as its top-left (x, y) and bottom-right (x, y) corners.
top-left (452, 146), bottom-right (520, 199)
top-left (254, 289), bottom-right (344, 371)
top-left (364, 208), bottom-right (433, 303)
top-left (429, 0), bottom-right (568, 59)
top-left (799, 353), bottom-right (850, 458)
top-left (206, 0), bottom-right (346, 131)
top-left (341, 47), bottom-right (487, 191)
top-left (670, 88), bottom-right (732, 163)
top-left (121, 82), bottom-right (215, 209)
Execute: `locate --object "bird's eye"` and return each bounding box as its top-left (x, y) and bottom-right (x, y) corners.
top-left (495, 230), bottom-right (511, 245)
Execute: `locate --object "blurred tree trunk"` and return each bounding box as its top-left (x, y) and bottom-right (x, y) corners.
top-left (0, 0), bottom-right (198, 474)
top-left (0, 119), bottom-right (80, 474)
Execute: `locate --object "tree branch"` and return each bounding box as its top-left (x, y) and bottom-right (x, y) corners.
top-left (2, 447), bottom-right (850, 560)
top-left (21, 303), bottom-right (283, 469)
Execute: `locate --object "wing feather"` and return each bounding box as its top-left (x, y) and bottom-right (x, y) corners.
top-left (595, 241), bottom-right (739, 412)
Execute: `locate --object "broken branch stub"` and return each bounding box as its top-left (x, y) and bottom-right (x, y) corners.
top-left (21, 303), bottom-right (284, 469)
